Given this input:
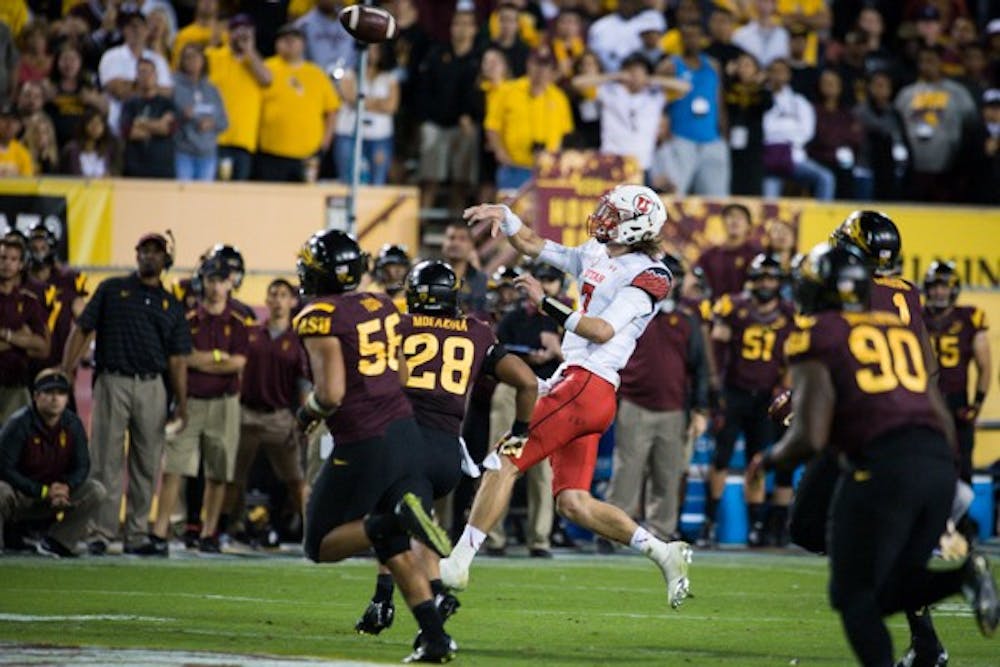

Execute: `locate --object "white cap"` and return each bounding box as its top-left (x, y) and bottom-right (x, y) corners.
top-left (632, 9), bottom-right (667, 35)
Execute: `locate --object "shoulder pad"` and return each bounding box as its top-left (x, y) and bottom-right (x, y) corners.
top-left (630, 266), bottom-right (672, 303)
top-left (971, 307), bottom-right (988, 330)
top-left (293, 301), bottom-right (336, 337)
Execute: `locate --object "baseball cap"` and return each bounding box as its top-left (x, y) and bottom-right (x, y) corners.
top-left (228, 13), bottom-right (254, 30)
top-left (633, 10), bottom-right (666, 35)
top-left (915, 5), bottom-right (941, 22)
top-left (276, 23), bottom-right (304, 39)
top-left (33, 369), bottom-right (72, 394)
top-left (136, 232), bottom-right (169, 250)
top-left (984, 88), bottom-right (1000, 106)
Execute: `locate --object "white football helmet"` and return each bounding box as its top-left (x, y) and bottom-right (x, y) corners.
top-left (587, 184), bottom-right (667, 246)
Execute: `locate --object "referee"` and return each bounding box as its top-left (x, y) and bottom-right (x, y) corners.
top-left (62, 232), bottom-right (192, 556)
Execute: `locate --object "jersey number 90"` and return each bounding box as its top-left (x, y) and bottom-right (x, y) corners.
top-left (849, 325), bottom-right (927, 394)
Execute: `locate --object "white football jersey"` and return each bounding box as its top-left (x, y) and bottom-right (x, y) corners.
top-left (538, 239), bottom-right (672, 388)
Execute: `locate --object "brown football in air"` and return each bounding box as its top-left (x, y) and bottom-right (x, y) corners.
top-left (339, 5), bottom-right (398, 43)
top-left (768, 389), bottom-right (793, 427)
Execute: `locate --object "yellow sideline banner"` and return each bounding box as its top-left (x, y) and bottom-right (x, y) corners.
top-left (0, 178), bottom-right (114, 265)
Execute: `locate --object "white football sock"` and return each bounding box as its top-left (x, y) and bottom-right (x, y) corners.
top-left (629, 526), bottom-right (662, 556)
top-left (451, 525), bottom-right (487, 566)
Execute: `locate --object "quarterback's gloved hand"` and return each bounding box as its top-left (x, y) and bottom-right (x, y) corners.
top-left (495, 432), bottom-right (529, 459)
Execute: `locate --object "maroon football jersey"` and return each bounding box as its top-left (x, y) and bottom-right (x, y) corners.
top-left (26, 268), bottom-right (87, 369)
top-left (869, 277), bottom-right (924, 337)
top-left (398, 312), bottom-right (498, 436)
top-left (294, 291), bottom-right (413, 444)
top-left (923, 305), bottom-right (988, 396)
top-left (186, 304), bottom-right (251, 398)
top-left (785, 310), bottom-right (942, 456)
top-left (713, 294), bottom-right (795, 392)
top-left (241, 324), bottom-right (309, 411)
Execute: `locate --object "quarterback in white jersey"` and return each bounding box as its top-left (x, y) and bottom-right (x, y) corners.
top-left (440, 184), bottom-right (692, 610)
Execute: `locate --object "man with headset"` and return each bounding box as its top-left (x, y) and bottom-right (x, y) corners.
top-left (62, 232), bottom-right (191, 556)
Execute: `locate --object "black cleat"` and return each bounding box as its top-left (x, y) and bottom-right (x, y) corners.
top-left (962, 552), bottom-right (999, 637)
top-left (895, 644), bottom-right (948, 667)
top-left (36, 536), bottom-right (77, 559)
top-left (395, 493), bottom-right (452, 558)
top-left (198, 535), bottom-right (221, 554)
top-left (435, 592), bottom-right (460, 623)
top-left (355, 599), bottom-right (395, 635)
top-left (124, 535), bottom-right (168, 557)
top-left (404, 632), bottom-right (457, 663)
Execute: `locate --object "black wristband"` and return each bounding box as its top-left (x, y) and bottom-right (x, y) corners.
top-left (511, 420), bottom-right (530, 437)
top-left (540, 296), bottom-right (575, 328)
top-left (974, 391), bottom-right (986, 406)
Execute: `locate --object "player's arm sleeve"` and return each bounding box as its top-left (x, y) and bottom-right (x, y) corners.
top-left (591, 286), bottom-right (655, 333)
top-left (686, 314), bottom-right (710, 411)
top-left (537, 240), bottom-right (585, 278)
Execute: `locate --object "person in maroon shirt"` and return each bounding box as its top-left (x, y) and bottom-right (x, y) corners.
top-left (24, 224), bottom-right (88, 372)
top-left (355, 259), bottom-right (538, 637)
top-left (694, 203), bottom-right (762, 298)
top-left (224, 278), bottom-right (310, 544)
top-left (0, 369), bottom-right (105, 557)
top-left (922, 261), bottom-right (991, 484)
top-left (152, 256), bottom-right (249, 554)
top-left (294, 229), bottom-right (456, 663)
top-left (0, 235), bottom-right (51, 424)
top-left (808, 69), bottom-right (864, 199)
top-left (603, 255), bottom-right (709, 548)
top-left (705, 252), bottom-right (794, 548)
top-left (750, 243), bottom-right (998, 665)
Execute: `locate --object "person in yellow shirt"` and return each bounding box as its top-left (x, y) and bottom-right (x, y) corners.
top-left (0, 107), bottom-right (34, 177)
top-left (206, 14), bottom-right (273, 181)
top-left (257, 24), bottom-right (339, 182)
top-left (484, 46), bottom-right (573, 191)
top-left (171, 0), bottom-right (227, 69)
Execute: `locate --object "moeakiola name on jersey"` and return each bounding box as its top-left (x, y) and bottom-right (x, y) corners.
top-left (411, 315), bottom-right (470, 331)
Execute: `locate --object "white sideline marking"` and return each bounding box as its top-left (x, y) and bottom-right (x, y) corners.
top-left (0, 613), bottom-right (171, 623)
top-left (0, 644), bottom-right (383, 666)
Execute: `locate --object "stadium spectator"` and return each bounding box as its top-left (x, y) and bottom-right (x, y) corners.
top-left (895, 45), bottom-right (977, 202)
top-left (563, 50), bottom-right (602, 150)
top-left (603, 255), bottom-right (709, 548)
top-left (384, 0), bottom-right (430, 182)
top-left (15, 21), bottom-right (52, 88)
top-left (0, 22), bottom-right (15, 108)
top-left (587, 0), bottom-right (662, 72)
top-left (172, 44), bottom-right (228, 182)
top-left (120, 58), bottom-right (176, 178)
top-left (485, 46), bottom-right (573, 191)
top-left (724, 52), bottom-right (772, 195)
top-left (661, 22), bottom-right (730, 196)
top-left (0, 236), bottom-right (49, 423)
top-left (958, 42), bottom-right (990, 104)
top-left (809, 69), bottom-right (864, 199)
top-left (854, 70), bottom-right (907, 201)
top-left (550, 9), bottom-right (586, 81)
top-left (0, 104), bottom-right (32, 176)
top-left (61, 232), bottom-right (191, 556)
top-left (491, 2), bottom-right (530, 78)
top-left (774, 0), bottom-right (830, 65)
top-left (787, 23), bottom-right (819, 100)
top-left (46, 44), bottom-right (107, 149)
top-left (485, 262), bottom-right (562, 558)
top-left (296, 0), bottom-right (357, 72)
top-left (572, 52), bottom-right (689, 178)
top-left (972, 89), bottom-right (1000, 204)
top-left (440, 221), bottom-right (489, 316)
top-left (694, 202), bottom-right (762, 298)
top-left (153, 257), bottom-right (248, 554)
top-left (256, 24), bottom-right (339, 183)
top-left (145, 7), bottom-right (174, 64)
top-left (635, 12), bottom-right (668, 68)
top-left (914, 4), bottom-right (946, 49)
top-left (705, 8), bottom-right (746, 75)
top-left (762, 58), bottom-right (834, 200)
top-left (171, 0), bottom-right (224, 69)
top-left (17, 80), bottom-right (58, 174)
top-left (835, 30), bottom-right (873, 110)
top-left (855, 7), bottom-right (897, 77)
top-left (66, 0), bottom-right (124, 63)
top-left (97, 11), bottom-right (171, 138)
top-left (205, 14), bottom-right (271, 182)
top-left (0, 369), bottom-right (105, 557)
top-left (705, 253), bottom-right (794, 548)
top-left (415, 8), bottom-right (479, 209)
top-left (470, 46), bottom-right (510, 202)
top-left (648, 114), bottom-right (682, 192)
top-left (732, 0), bottom-right (790, 68)
top-left (225, 278), bottom-right (308, 545)
top-left (24, 224), bottom-right (88, 373)
top-left (486, 0), bottom-right (542, 51)
top-left (59, 107), bottom-right (120, 177)
top-left (332, 43), bottom-right (399, 185)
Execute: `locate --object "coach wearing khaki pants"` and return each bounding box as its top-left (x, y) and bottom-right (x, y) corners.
top-left (153, 257), bottom-right (248, 554)
top-left (62, 233), bottom-right (191, 556)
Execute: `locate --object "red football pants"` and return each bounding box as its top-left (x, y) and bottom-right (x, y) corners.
top-left (512, 366), bottom-right (617, 496)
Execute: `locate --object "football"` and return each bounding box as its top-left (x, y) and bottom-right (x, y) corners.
top-left (339, 5), bottom-right (398, 43)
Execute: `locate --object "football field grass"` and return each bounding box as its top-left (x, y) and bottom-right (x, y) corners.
top-left (0, 550), bottom-right (995, 665)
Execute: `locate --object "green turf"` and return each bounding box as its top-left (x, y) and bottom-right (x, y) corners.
top-left (0, 551), bottom-right (994, 665)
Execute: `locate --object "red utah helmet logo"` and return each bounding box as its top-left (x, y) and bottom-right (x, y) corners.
top-left (632, 194), bottom-right (653, 214)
